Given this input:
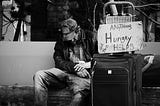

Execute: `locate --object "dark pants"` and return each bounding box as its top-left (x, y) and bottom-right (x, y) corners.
top-left (33, 68), bottom-right (90, 106)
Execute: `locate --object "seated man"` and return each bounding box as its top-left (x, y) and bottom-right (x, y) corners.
top-left (34, 18), bottom-right (97, 106)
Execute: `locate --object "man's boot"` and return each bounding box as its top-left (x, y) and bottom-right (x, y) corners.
top-left (70, 92), bottom-right (85, 106)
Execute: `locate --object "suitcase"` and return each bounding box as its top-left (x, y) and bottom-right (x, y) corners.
top-left (91, 53), bottom-right (143, 106)
top-left (92, 1), bottom-right (144, 105)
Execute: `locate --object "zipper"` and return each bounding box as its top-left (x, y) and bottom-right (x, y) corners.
top-left (96, 61), bottom-right (129, 69)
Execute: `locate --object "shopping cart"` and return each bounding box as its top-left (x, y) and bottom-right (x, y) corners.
top-left (97, 1), bottom-right (144, 54)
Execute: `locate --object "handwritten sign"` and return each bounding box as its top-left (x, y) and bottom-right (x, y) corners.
top-left (98, 21), bottom-right (144, 53)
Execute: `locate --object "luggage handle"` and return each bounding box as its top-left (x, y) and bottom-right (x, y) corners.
top-left (103, 1), bottom-right (135, 23)
top-left (142, 55), bottom-right (154, 72)
top-left (142, 63), bottom-right (152, 72)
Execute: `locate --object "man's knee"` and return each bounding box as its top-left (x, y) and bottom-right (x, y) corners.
top-left (34, 68), bottom-right (60, 80)
top-left (33, 70), bottom-right (46, 81)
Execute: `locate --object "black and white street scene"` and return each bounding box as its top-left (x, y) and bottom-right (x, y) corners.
top-left (0, 0), bottom-right (160, 106)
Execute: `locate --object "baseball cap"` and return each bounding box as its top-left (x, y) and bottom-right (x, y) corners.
top-left (61, 18), bottom-right (78, 34)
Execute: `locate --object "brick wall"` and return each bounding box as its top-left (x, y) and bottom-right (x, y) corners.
top-left (47, 0), bottom-right (70, 41)
top-left (31, 0), bottom-right (71, 41)
top-left (0, 1), bottom-right (2, 41)
top-left (31, 0), bottom-right (94, 41)
top-left (47, 0), bottom-right (70, 27)
top-left (31, 0), bottom-right (48, 41)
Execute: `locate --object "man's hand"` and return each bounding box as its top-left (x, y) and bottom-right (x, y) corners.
top-left (74, 61), bottom-right (91, 78)
top-left (74, 61), bottom-right (91, 72)
top-left (76, 69), bottom-right (91, 78)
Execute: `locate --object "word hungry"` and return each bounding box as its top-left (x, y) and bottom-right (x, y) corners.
top-left (105, 32), bottom-right (132, 44)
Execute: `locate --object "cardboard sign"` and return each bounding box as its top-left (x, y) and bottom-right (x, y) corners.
top-left (98, 21), bottom-right (144, 53)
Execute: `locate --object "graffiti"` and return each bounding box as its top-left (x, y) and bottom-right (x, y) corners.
top-left (99, 43), bottom-right (109, 53)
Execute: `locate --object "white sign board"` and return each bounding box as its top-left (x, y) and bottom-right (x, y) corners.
top-left (98, 21), bottom-right (143, 53)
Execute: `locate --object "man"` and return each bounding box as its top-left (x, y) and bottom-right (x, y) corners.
top-left (34, 18), bottom-right (97, 106)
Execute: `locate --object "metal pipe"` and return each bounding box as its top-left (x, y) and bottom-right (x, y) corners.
top-left (103, 1), bottom-right (135, 22)
top-left (109, 0), bottom-right (118, 16)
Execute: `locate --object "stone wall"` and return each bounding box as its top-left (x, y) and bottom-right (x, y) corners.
top-left (0, 85), bottom-right (160, 106)
top-left (0, 86), bottom-right (74, 106)
top-left (0, 86), bottom-right (34, 106)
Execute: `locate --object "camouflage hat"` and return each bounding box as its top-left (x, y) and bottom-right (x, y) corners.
top-left (61, 18), bottom-right (78, 34)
